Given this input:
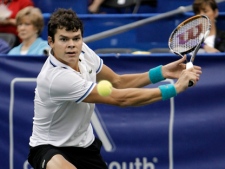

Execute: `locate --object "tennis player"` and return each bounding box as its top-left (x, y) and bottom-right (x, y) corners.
top-left (28, 8), bottom-right (202, 169)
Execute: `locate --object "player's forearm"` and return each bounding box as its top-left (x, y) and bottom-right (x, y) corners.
top-left (86, 82), bottom-right (179, 106)
top-left (115, 65), bottom-right (169, 89)
top-left (114, 72), bottom-right (150, 89)
top-left (109, 88), bottom-right (162, 107)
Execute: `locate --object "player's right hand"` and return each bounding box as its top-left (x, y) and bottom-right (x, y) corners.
top-left (174, 67), bottom-right (202, 93)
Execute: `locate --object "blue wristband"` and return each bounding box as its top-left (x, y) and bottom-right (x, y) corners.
top-left (149, 65), bottom-right (165, 84)
top-left (159, 84), bottom-right (177, 100)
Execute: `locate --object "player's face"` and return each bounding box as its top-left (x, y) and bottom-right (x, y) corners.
top-left (17, 16), bottom-right (38, 41)
top-left (48, 28), bottom-right (83, 68)
top-left (198, 5), bottom-right (218, 24)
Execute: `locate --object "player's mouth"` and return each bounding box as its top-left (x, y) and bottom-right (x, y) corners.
top-left (66, 52), bottom-right (76, 56)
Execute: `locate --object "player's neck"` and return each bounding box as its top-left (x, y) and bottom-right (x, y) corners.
top-left (71, 62), bottom-right (80, 72)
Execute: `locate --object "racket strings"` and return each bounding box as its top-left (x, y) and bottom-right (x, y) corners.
top-left (170, 17), bottom-right (209, 53)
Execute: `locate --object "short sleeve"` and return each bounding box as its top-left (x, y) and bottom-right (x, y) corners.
top-left (82, 43), bottom-right (103, 74)
top-left (50, 70), bottom-right (95, 104)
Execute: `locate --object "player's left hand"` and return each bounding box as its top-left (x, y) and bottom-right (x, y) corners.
top-left (162, 55), bottom-right (202, 79)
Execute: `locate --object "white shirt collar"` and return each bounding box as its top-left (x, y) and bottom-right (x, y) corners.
top-left (49, 49), bottom-right (85, 72)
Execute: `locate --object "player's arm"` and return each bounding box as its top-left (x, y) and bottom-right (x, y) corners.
top-left (97, 56), bottom-right (201, 89)
top-left (84, 67), bottom-right (198, 106)
top-left (84, 85), bottom-right (162, 106)
top-left (84, 59), bottom-right (201, 107)
top-left (96, 64), bottom-right (150, 89)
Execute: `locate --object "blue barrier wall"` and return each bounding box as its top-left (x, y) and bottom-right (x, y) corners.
top-left (0, 53), bottom-right (225, 169)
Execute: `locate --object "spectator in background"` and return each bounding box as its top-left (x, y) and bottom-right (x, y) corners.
top-left (193, 0), bottom-right (225, 53)
top-left (88, 0), bottom-right (105, 13)
top-left (0, 0), bottom-right (34, 47)
top-left (8, 6), bottom-right (49, 56)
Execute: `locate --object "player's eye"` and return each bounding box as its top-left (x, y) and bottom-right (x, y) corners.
top-left (73, 37), bottom-right (81, 41)
top-left (60, 38), bottom-right (67, 42)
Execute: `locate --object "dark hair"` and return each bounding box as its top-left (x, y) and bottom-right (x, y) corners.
top-left (193, 0), bottom-right (218, 14)
top-left (48, 8), bottom-right (84, 41)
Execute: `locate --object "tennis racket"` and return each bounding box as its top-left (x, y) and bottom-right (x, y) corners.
top-left (168, 14), bottom-right (211, 87)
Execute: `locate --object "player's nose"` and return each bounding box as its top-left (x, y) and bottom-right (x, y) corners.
top-left (67, 39), bottom-right (75, 49)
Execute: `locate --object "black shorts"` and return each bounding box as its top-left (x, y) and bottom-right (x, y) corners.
top-left (28, 138), bottom-right (108, 169)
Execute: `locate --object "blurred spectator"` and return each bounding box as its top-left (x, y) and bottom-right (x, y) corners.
top-left (8, 6), bottom-right (49, 56)
top-left (193, 0), bottom-right (225, 53)
top-left (0, 0), bottom-right (34, 47)
top-left (88, 0), bottom-right (105, 13)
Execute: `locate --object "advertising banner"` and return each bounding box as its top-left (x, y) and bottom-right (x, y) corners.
top-left (0, 55), bottom-right (225, 169)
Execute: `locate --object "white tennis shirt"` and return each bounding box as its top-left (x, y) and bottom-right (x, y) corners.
top-left (29, 43), bottom-right (103, 148)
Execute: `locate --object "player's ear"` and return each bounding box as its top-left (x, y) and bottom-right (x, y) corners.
top-left (48, 36), bottom-right (54, 47)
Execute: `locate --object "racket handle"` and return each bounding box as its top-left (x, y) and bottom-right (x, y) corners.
top-left (188, 81), bottom-right (194, 87)
top-left (186, 62), bottom-right (193, 69)
top-left (186, 62), bottom-right (194, 87)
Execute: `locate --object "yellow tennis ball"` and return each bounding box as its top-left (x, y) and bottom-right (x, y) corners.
top-left (97, 80), bottom-right (112, 97)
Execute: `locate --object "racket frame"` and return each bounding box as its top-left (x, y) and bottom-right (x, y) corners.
top-left (168, 14), bottom-right (211, 60)
top-left (168, 14), bottom-right (211, 86)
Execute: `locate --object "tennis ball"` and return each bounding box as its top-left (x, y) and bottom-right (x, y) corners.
top-left (97, 80), bottom-right (112, 97)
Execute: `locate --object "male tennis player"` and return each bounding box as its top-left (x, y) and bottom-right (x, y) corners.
top-left (28, 8), bottom-right (202, 169)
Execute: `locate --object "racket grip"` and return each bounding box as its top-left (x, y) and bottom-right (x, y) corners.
top-left (186, 62), bottom-right (194, 87)
top-left (188, 81), bottom-right (194, 87)
top-left (186, 62), bottom-right (193, 69)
